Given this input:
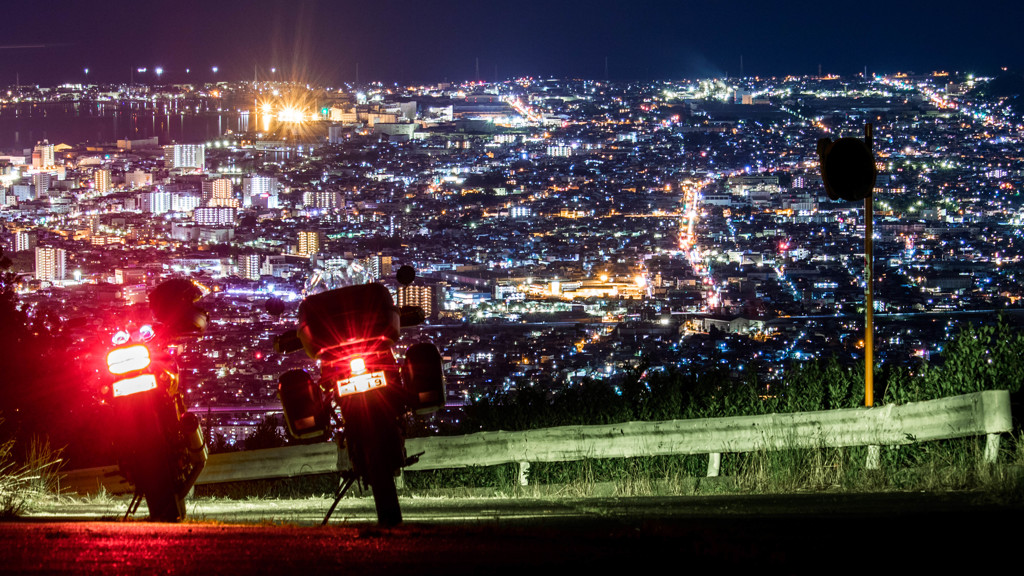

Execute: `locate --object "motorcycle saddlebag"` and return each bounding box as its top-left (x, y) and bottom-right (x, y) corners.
top-left (278, 369), bottom-right (328, 440)
top-left (401, 343), bottom-right (446, 415)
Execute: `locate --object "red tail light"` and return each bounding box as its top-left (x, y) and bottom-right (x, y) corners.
top-left (106, 345), bottom-right (151, 375)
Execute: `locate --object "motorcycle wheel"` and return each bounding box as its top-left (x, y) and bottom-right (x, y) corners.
top-left (137, 438), bottom-right (186, 522)
top-left (368, 467), bottom-right (402, 527)
top-left (145, 484), bottom-right (185, 522)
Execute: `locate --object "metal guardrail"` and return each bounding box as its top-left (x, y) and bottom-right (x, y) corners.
top-left (406, 389), bottom-right (1013, 479)
top-left (60, 390), bottom-right (1013, 494)
top-left (60, 443), bottom-right (342, 496)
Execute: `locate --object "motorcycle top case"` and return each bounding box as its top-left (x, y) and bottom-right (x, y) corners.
top-left (401, 343), bottom-right (446, 414)
top-left (297, 283), bottom-right (401, 360)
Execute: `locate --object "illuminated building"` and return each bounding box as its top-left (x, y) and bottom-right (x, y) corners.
top-left (172, 193), bottom-right (201, 212)
top-left (251, 193), bottom-right (279, 210)
top-left (121, 284), bottom-right (149, 305)
top-left (207, 178), bottom-right (238, 208)
top-left (14, 230), bottom-right (37, 252)
top-left (201, 180), bottom-right (215, 205)
top-left (34, 246), bottom-right (66, 281)
top-left (397, 284), bottom-right (436, 319)
top-left (303, 190), bottom-right (341, 209)
top-left (194, 207), bottom-right (236, 226)
top-left (32, 141), bottom-right (55, 169)
top-left (94, 168), bottom-right (111, 193)
top-left (125, 169), bottom-right (153, 189)
top-left (141, 190), bottom-right (173, 214)
top-left (116, 137), bottom-right (159, 150)
top-left (366, 254), bottom-right (393, 280)
top-left (242, 176), bottom-right (278, 208)
top-left (372, 122), bottom-right (415, 141)
top-left (164, 144), bottom-right (206, 172)
top-left (239, 253), bottom-right (262, 280)
top-left (327, 125), bottom-right (347, 144)
top-left (297, 231), bottom-right (320, 257)
top-left (31, 172), bottom-right (52, 198)
top-left (12, 184), bottom-right (34, 201)
top-left (510, 206), bottom-right (532, 218)
top-left (114, 268), bottom-right (146, 285)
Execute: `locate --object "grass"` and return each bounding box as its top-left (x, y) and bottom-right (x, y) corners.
top-left (398, 435), bottom-right (1024, 500)
top-left (22, 437), bottom-right (1022, 509)
top-left (10, 431), bottom-right (1022, 511)
top-left (1, 435), bottom-right (65, 517)
top-left (194, 472), bottom-right (343, 500)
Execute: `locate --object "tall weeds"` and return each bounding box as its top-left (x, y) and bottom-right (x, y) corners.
top-left (0, 433), bottom-right (64, 517)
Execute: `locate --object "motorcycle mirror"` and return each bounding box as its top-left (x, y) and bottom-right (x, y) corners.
top-left (265, 297), bottom-right (286, 317)
top-left (399, 305), bottom-right (426, 327)
top-left (150, 279), bottom-right (209, 334)
top-left (396, 265), bottom-right (416, 286)
top-left (273, 329), bottom-right (304, 354)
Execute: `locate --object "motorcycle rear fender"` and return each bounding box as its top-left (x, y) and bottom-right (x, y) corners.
top-left (338, 391), bottom-right (407, 476)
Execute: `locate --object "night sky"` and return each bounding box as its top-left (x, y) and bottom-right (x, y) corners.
top-left (4, 0), bottom-right (1023, 86)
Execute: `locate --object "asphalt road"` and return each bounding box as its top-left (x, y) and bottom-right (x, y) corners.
top-left (4, 492), bottom-right (1021, 574)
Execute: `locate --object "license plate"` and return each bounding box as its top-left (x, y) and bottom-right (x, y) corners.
top-left (336, 371), bottom-right (387, 397)
top-left (112, 374), bottom-right (158, 397)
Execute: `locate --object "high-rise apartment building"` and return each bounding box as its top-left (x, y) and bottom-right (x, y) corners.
top-left (303, 190), bottom-right (341, 210)
top-left (297, 231), bottom-right (321, 257)
top-left (242, 175), bottom-right (278, 207)
top-left (171, 193), bottom-right (201, 212)
top-left (207, 178), bottom-right (238, 208)
top-left (193, 207), bottom-right (236, 226)
top-left (34, 246), bottom-right (67, 281)
top-left (33, 141), bottom-right (55, 169)
top-left (14, 230), bottom-right (37, 252)
top-left (366, 254), bottom-right (393, 280)
top-left (94, 169), bottom-right (112, 193)
top-left (397, 284), bottom-right (436, 319)
top-left (239, 253), bottom-right (262, 280)
top-left (12, 184), bottom-right (34, 201)
top-left (31, 172), bottom-right (53, 198)
top-left (141, 190), bottom-right (173, 214)
top-left (163, 144), bottom-right (205, 172)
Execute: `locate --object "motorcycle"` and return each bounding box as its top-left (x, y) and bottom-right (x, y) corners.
top-left (100, 280), bottom-right (209, 522)
top-left (274, 267), bottom-right (444, 526)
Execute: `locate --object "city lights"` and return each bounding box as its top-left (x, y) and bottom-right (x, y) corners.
top-left (1, 68), bottom-right (1021, 433)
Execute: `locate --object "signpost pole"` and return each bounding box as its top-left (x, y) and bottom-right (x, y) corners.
top-left (864, 123), bottom-right (874, 407)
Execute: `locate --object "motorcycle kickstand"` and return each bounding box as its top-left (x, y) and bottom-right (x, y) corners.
top-left (322, 476), bottom-right (358, 526)
top-left (124, 492), bottom-right (143, 521)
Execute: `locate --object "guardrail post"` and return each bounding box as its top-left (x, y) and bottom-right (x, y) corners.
top-left (396, 469), bottom-right (405, 490)
top-left (866, 445), bottom-right (880, 470)
top-left (518, 462), bottom-right (530, 486)
top-left (707, 453), bottom-right (721, 477)
top-left (984, 433), bottom-right (1001, 464)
